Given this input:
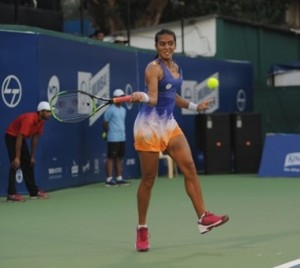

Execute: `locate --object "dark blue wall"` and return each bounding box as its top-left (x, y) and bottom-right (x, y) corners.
top-left (0, 30), bottom-right (253, 195)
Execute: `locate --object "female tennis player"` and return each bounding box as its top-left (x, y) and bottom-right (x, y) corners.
top-left (131, 29), bottom-right (229, 252)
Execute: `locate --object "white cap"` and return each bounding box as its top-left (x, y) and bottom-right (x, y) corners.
top-left (37, 101), bottom-right (51, 111)
top-left (113, 89), bottom-right (125, 97)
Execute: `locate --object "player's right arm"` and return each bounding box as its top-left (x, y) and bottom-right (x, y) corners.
top-left (132, 61), bottom-right (160, 106)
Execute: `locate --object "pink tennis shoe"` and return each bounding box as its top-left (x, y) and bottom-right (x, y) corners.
top-left (198, 211), bottom-right (229, 234)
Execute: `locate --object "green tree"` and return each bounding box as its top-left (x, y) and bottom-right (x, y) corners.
top-left (62, 0), bottom-right (292, 35)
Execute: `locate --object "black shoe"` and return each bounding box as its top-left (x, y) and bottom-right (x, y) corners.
top-left (105, 179), bottom-right (118, 187)
top-left (116, 179), bottom-right (131, 186)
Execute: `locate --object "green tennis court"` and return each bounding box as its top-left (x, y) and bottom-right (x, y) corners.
top-left (1, 174), bottom-right (299, 268)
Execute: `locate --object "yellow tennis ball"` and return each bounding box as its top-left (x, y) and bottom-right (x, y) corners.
top-left (207, 77), bottom-right (219, 89)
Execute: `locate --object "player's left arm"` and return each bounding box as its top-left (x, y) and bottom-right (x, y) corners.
top-left (175, 94), bottom-right (189, 109)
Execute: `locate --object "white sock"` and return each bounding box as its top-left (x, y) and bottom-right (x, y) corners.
top-left (138, 224), bottom-right (148, 229)
top-left (106, 177), bottom-right (113, 182)
top-left (116, 176), bottom-right (123, 181)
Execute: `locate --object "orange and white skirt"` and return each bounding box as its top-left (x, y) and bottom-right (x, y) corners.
top-left (134, 109), bottom-right (183, 152)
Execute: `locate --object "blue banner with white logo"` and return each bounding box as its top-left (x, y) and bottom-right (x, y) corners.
top-left (0, 29), bottom-right (254, 196)
top-left (259, 134), bottom-right (300, 177)
top-left (0, 31), bottom-right (40, 194)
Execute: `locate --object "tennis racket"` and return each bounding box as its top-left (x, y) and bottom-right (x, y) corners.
top-left (50, 90), bottom-right (132, 123)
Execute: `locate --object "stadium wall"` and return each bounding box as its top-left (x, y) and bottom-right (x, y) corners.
top-left (0, 26), bottom-right (253, 195)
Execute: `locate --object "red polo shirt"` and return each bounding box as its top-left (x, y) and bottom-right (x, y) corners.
top-left (6, 112), bottom-right (45, 138)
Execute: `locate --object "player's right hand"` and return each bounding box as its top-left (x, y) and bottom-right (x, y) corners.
top-left (131, 92), bottom-right (149, 103)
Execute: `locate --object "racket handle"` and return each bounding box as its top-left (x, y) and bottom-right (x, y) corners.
top-left (113, 95), bottom-right (132, 104)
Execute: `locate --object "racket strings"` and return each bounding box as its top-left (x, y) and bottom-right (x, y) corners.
top-left (52, 92), bottom-right (94, 123)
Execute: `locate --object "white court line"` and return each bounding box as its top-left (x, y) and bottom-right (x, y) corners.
top-left (273, 259), bottom-right (300, 268)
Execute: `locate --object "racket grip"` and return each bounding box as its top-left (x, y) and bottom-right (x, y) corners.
top-left (113, 95), bottom-right (132, 104)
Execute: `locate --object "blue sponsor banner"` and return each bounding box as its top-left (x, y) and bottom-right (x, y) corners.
top-left (174, 55), bottom-right (253, 166)
top-left (35, 35), bottom-right (141, 191)
top-left (0, 31), bottom-right (141, 195)
top-left (0, 29), bottom-right (253, 196)
top-left (259, 134), bottom-right (300, 177)
top-left (0, 31), bottom-right (40, 195)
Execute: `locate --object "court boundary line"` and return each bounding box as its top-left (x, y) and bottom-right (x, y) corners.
top-left (273, 259), bottom-right (300, 268)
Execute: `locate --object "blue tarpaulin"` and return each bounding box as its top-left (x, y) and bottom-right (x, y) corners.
top-left (268, 62), bottom-right (300, 74)
top-left (267, 62), bottom-right (300, 86)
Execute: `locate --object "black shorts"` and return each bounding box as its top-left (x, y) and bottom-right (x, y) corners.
top-left (107, 142), bottom-right (125, 158)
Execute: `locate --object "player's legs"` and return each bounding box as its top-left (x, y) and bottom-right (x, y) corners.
top-left (105, 142), bottom-right (118, 186)
top-left (166, 134), bottom-right (229, 233)
top-left (107, 141), bottom-right (125, 177)
top-left (21, 161), bottom-right (39, 196)
top-left (115, 158), bottom-right (122, 177)
top-left (113, 142), bottom-right (130, 185)
top-left (5, 134), bottom-right (38, 195)
top-left (135, 151), bottom-right (158, 252)
top-left (166, 134), bottom-right (206, 218)
top-left (18, 139), bottom-right (38, 196)
top-left (106, 158), bottom-right (114, 178)
top-left (137, 151), bottom-right (159, 225)
top-left (7, 167), bottom-right (17, 195)
top-left (5, 134), bottom-right (18, 195)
